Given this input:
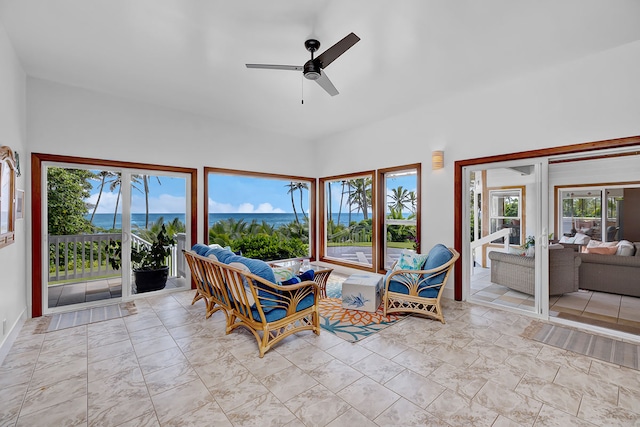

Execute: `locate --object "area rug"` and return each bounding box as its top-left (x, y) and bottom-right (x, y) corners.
top-left (33, 302), bottom-right (137, 333)
top-left (525, 320), bottom-right (640, 371)
top-left (318, 297), bottom-right (404, 342)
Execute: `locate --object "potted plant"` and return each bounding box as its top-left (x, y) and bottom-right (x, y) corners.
top-left (109, 224), bottom-right (176, 293)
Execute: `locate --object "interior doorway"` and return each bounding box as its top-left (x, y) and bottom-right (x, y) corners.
top-left (454, 135), bottom-right (640, 340)
top-left (463, 159), bottom-right (549, 318)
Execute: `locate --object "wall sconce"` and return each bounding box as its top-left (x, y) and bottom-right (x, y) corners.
top-left (432, 150), bottom-right (444, 170)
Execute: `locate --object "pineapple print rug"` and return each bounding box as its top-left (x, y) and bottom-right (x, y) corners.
top-left (317, 297), bottom-right (404, 342)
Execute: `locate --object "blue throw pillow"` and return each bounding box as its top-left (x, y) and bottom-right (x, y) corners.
top-left (281, 269), bottom-right (315, 285)
top-left (225, 255), bottom-right (276, 283)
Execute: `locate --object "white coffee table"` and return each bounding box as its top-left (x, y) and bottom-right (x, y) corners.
top-left (341, 273), bottom-right (384, 312)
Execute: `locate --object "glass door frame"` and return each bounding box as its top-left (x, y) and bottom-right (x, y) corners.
top-left (31, 152), bottom-right (198, 318)
top-left (462, 158), bottom-right (549, 319)
top-left (42, 161), bottom-right (131, 314)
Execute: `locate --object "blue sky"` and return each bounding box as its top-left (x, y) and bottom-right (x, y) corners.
top-left (85, 171), bottom-right (417, 214)
top-left (208, 174), bottom-right (308, 214)
top-left (85, 173), bottom-right (187, 214)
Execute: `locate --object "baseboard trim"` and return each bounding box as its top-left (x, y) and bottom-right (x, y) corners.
top-left (0, 308), bottom-right (27, 366)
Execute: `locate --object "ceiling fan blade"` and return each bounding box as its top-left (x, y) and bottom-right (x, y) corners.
top-left (315, 32), bottom-right (360, 69)
top-left (315, 70), bottom-right (339, 96)
top-left (246, 64), bottom-right (303, 71)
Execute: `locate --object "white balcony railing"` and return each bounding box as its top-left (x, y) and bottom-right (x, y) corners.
top-left (49, 232), bottom-right (184, 284)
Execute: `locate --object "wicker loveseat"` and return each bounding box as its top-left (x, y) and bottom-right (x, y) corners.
top-left (183, 245), bottom-right (320, 357)
top-left (488, 247), bottom-right (581, 296)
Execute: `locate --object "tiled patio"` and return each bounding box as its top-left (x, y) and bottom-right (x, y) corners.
top-left (48, 277), bottom-right (188, 308)
top-left (2, 288), bottom-right (640, 426)
top-left (470, 266), bottom-right (640, 335)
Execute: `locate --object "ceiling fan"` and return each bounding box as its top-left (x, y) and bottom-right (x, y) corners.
top-left (246, 32), bottom-right (360, 96)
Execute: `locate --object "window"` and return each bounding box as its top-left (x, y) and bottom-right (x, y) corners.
top-left (320, 164), bottom-right (421, 273)
top-left (379, 164), bottom-right (420, 269)
top-left (205, 168), bottom-right (315, 261)
top-left (559, 189), bottom-right (602, 240)
top-left (320, 171), bottom-right (376, 269)
top-left (0, 146), bottom-right (17, 248)
top-left (489, 188), bottom-right (522, 245)
top-left (557, 184), bottom-right (640, 242)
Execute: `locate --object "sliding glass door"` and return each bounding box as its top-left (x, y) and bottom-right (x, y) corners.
top-left (464, 158), bottom-right (549, 318)
top-left (43, 163), bottom-right (191, 314)
top-left (45, 164), bottom-right (126, 312)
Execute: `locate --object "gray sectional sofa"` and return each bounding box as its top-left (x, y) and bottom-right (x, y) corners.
top-left (576, 242), bottom-right (640, 297)
top-left (489, 242), bottom-right (640, 297)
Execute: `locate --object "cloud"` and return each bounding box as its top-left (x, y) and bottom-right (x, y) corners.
top-left (255, 203), bottom-right (285, 213)
top-left (209, 199), bottom-right (284, 214)
top-left (85, 191), bottom-right (121, 214)
top-left (131, 193), bottom-right (186, 213)
top-left (86, 192), bottom-right (187, 214)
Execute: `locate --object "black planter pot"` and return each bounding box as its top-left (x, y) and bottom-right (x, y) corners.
top-left (134, 266), bottom-right (169, 293)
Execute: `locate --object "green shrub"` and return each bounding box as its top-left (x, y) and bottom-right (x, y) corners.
top-left (231, 234), bottom-right (307, 261)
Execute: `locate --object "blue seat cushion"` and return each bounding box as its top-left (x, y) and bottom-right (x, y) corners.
top-left (204, 247), bottom-right (236, 264)
top-left (251, 292), bottom-right (315, 323)
top-left (225, 255), bottom-right (276, 283)
top-left (191, 243), bottom-right (211, 256)
top-left (423, 244), bottom-right (453, 287)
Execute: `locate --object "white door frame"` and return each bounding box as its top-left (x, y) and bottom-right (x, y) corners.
top-left (462, 157), bottom-right (549, 319)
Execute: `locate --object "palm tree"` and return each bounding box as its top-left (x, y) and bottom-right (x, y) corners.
top-left (110, 172), bottom-right (122, 230)
top-left (408, 190), bottom-right (417, 214)
top-left (388, 186), bottom-right (411, 214)
top-left (134, 216), bottom-right (186, 242)
top-left (143, 175), bottom-right (162, 228)
top-left (292, 182), bottom-right (309, 220)
top-left (347, 178), bottom-right (372, 220)
top-left (285, 182), bottom-right (300, 226)
top-left (337, 180), bottom-right (347, 227)
top-left (89, 170), bottom-right (115, 223)
top-left (110, 173), bottom-right (143, 230)
top-left (327, 181), bottom-right (332, 231)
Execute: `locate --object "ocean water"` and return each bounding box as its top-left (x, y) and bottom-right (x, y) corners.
top-left (87, 212), bottom-right (369, 230)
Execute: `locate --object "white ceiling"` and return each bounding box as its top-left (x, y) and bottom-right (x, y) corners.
top-left (2, 0), bottom-right (640, 141)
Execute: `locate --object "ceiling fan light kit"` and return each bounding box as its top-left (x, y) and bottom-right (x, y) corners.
top-left (246, 32), bottom-right (360, 96)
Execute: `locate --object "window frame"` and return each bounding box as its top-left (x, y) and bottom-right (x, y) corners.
top-left (555, 182), bottom-right (640, 242)
top-left (486, 186), bottom-right (525, 246)
top-left (319, 170), bottom-right (377, 271)
top-left (377, 164), bottom-right (421, 271)
top-left (204, 167), bottom-right (316, 260)
top-left (0, 146), bottom-right (17, 249)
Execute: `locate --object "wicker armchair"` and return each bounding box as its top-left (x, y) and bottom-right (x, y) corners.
top-left (383, 245), bottom-right (459, 323)
top-left (488, 248), bottom-right (581, 296)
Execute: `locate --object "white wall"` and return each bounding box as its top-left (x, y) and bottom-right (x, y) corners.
top-left (316, 41), bottom-right (640, 255)
top-left (27, 78), bottom-right (314, 244)
top-left (0, 23), bottom-right (27, 359)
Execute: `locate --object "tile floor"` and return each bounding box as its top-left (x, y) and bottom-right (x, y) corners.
top-left (470, 267), bottom-right (640, 334)
top-left (2, 288), bottom-right (640, 426)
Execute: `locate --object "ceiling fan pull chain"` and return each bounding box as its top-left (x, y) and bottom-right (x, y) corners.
top-left (301, 73), bottom-right (304, 104)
